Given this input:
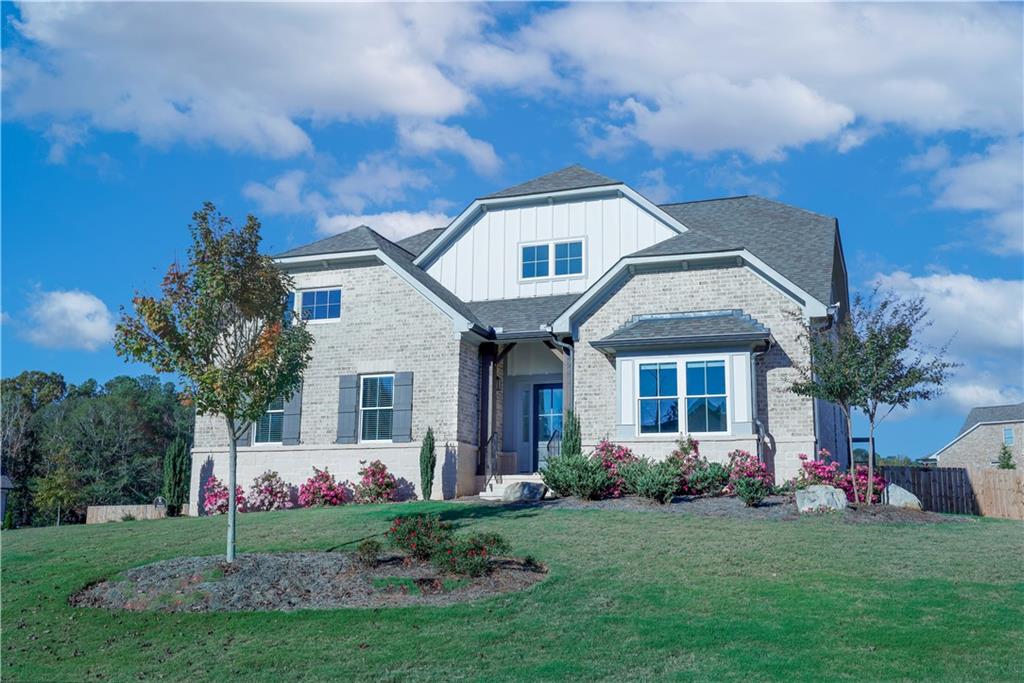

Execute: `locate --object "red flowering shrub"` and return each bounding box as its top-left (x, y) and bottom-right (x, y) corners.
top-left (837, 467), bottom-right (887, 504)
top-left (246, 470), bottom-right (294, 511)
top-left (666, 436), bottom-right (702, 493)
top-left (298, 467), bottom-right (348, 507)
top-left (203, 475), bottom-right (246, 515)
top-left (387, 514), bottom-right (453, 560)
top-left (432, 533), bottom-right (510, 577)
top-left (593, 439), bottom-right (638, 497)
top-left (726, 450), bottom-right (773, 491)
top-left (354, 460), bottom-right (398, 503)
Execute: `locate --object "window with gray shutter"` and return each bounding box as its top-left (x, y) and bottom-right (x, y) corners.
top-left (336, 375), bottom-right (359, 444)
top-left (392, 372), bottom-right (413, 443)
top-left (282, 385), bottom-right (303, 445)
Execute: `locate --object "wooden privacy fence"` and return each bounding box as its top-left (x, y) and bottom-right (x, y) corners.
top-left (86, 504), bottom-right (167, 524)
top-left (880, 466), bottom-right (1024, 520)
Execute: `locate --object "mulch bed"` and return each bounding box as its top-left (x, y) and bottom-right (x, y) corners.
top-left (478, 494), bottom-right (975, 524)
top-left (69, 552), bottom-right (546, 613)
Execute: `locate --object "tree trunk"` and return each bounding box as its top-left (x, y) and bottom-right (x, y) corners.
top-left (56, 503), bottom-right (61, 528)
top-left (866, 421), bottom-right (876, 505)
top-left (844, 408), bottom-right (859, 504)
top-left (226, 415), bottom-right (238, 563)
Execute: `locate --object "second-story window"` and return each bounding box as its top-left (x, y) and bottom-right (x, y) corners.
top-left (300, 288), bottom-right (341, 321)
top-left (521, 245), bottom-right (549, 279)
top-left (555, 241), bottom-right (583, 275)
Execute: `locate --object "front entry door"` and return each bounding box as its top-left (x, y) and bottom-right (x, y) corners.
top-left (533, 384), bottom-right (563, 471)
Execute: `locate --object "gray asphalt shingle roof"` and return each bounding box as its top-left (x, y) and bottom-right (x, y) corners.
top-left (592, 310), bottom-right (770, 352)
top-left (641, 196), bottom-right (839, 307)
top-left (483, 164), bottom-right (620, 199)
top-left (960, 403), bottom-right (1024, 434)
top-left (395, 227), bottom-right (445, 257)
top-left (468, 294), bottom-right (581, 338)
top-left (276, 225), bottom-right (391, 258)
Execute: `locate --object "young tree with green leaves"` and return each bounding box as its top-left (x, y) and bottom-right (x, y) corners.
top-left (32, 462), bottom-right (81, 527)
top-left (419, 427), bottom-right (436, 500)
top-left (852, 291), bottom-right (957, 504)
top-left (790, 310), bottom-right (865, 502)
top-left (997, 444), bottom-right (1016, 470)
top-left (114, 203), bottom-right (313, 561)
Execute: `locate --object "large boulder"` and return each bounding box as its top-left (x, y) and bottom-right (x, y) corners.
top-left (502, 481), bottom-right (548, 503)
top-left (884, 483), bottom-right (922, 510)
top-left (796, 485), bottom-right (848, 513)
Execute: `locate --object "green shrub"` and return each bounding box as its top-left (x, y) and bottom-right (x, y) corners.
top-left (386, 514), bottom-right (453, 560)
top-left (997, 444), bottom-right (1016, 470)
top-left (687, 461), bottom-right (731, 496)
top-left (356, 539), bottom-right (383, 566)
top-left (561, 410), bottom-right (582, 457)
top-left (420, 427), bottom-right (437, 499)
top-left (734, 477), bottom-right (770, 507)
top-left (2, 509), bottom-right (14, 530)
top-left (432, 532), bottom-right (510, 577)
top-left (619, 458), bottom-right (679, 504)
top-left (120, 513), bottom-right (136, 522)
top-left (162, 436), bottom-right (191, 517)
top-left (540, 451), bottom-right (613, 500)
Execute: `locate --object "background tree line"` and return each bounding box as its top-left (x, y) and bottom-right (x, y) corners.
top-left (1, 370), bottom-right (193, 526)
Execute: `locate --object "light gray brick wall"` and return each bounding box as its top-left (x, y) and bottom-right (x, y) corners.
top-left (191, 261), bottom-right (474, 505)
top-left (573, 263), bottom-right (818, 482)
top-left (937, 423), bottom-right (1023, 469)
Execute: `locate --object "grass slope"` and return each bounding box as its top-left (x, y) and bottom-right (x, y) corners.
top-left (2, 503), bottom-right (1022, 682)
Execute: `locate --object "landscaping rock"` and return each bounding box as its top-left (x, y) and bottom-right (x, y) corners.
top-left (796, 485), bottom-right (848, 513)
top-left (884, 483), bottom-right (922, 510)
top-left (502, 481), bottom-right (548, 503)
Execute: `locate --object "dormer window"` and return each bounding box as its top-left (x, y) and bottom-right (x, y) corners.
top-left (521, 239), bottom-right (584, 280)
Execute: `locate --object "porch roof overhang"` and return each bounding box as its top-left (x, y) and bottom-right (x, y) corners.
top-left (590, 309), bottom-right (771, 356)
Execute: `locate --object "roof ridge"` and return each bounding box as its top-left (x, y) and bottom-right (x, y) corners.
top-left (658, 195), bottom-right (752, 207)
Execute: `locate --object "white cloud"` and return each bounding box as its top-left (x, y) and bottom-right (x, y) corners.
top-left (22, 289), bottom-right (114, 351)
top-left (636, 168), bottom-right (676, 204)
top-left (904, 143), bottom-right (951, 172)
top-left (706, 157), bottom-right (782, 197)
top-left (315, 211), bottom-right (450, 242)
top-left (872, 271), bottom-right (1024, 412)
top-left (397, 121), bottom-right (501, 176)
top-left (242, 170), bottom-right (323, 216)
top-left (328, 155), bottom-right (431, 213)
top-left (6, 3), bottom-right (1020, 166)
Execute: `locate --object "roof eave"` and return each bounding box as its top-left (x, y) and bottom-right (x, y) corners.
top-left (591, 333), bottom-right (771, 355)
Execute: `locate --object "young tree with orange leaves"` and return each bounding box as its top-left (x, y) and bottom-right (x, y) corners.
top-left (114, 203), bottom-right (313, 561)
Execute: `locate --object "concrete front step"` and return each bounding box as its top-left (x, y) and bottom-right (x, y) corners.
top-left (479, 474), bottom-right (545, 500)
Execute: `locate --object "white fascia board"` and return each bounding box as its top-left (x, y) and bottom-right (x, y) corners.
top-left (932, 420), bottom-right (1022, 458)
top-left (413, 183), bottom-right (691, 269)
top-left (550, 249), bottom-right (828, 334)
top-left (274, 250), bottom-right (478, 334)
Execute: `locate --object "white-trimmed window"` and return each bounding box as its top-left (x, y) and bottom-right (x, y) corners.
top-left (686, 360), bottom-right (728, 433)
top-left (520, 239), bottom-right (584, 280)
top-left (254, 397), bottom-right (285, 444)
top-left (300, 288), bottom-right (342, 321)
top-left (638, 362), bottom-right (679, 434)
top-left (1004, 427), bottom-right (1015, 446)
top-left (360, 374), bottom-right (394, 442)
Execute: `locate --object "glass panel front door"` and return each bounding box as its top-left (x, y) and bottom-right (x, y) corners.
top-left (534, 384), bottom-right (563, 471)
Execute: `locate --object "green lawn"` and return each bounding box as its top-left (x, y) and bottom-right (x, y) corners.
top-left (3, 503), bottom-right (1022, 682)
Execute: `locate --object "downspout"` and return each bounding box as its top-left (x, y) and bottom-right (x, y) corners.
top-left (808, 302), bottom-right (842, 459)
top-left (750, 340), bottom-right (771, 462)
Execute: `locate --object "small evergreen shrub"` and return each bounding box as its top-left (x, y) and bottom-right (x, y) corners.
top-left (998, 444), bottom-right (1017, 470)
top-left (387, 514), bottom-right (453, 560)
top-left (432, 532), bottom-right (510, 577)
top-left (120, 513), bottom-right (136, 522)
top-left (298, 467), bottom-right (348, 507)
top-left (540, 451), bottom-right (613, 500)
top-left (619, 458), bottom-right (679, 504)
top-left (356, 539), bottom-right (383, 566)
top-left (247, 470), bottom-right (294, 511)
top-left (420, 427), bottom-right (437, 499)
top-left (734, 476), bottom-right (770, 507)
top-left (687, 461), bottom-right (731, 496)
top-left (162, 436), bottom-right (191, 516)
top-left (2, 509), bottom-right (14, 530)
top-left (560, 410), bottom-right (582, 457)
top-left (354, 460), bottom-right (398, 503)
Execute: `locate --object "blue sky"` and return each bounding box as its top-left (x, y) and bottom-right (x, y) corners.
top-left (2, 2), bottom-right (1022, 457)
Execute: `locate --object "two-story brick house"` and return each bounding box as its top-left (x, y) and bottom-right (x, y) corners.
top-left (190, 165), bottom-right (850, 510)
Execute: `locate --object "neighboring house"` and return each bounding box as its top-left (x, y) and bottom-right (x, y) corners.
top-left (189, 165), bottom-right (850, 511)
top-left (933, 403), bottom-right (1024, 469)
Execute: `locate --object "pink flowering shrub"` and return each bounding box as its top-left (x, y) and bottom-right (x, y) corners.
top-left (797, 450), bottom-right (886, 503)
top-left (298, 467), bottom-right (349, 507)
top-left (353, 460), bottom-right (398, 503)
top-left (726, 450), bottom-right (773, 491)
top-left (203, 475), bottom-right (246, 515)
top-left (666, 436), bottom-right (702, 493)
top-left (246, 470), bottom-right (294, 512)
top-left (593, 439), bottom-right (638, 497)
